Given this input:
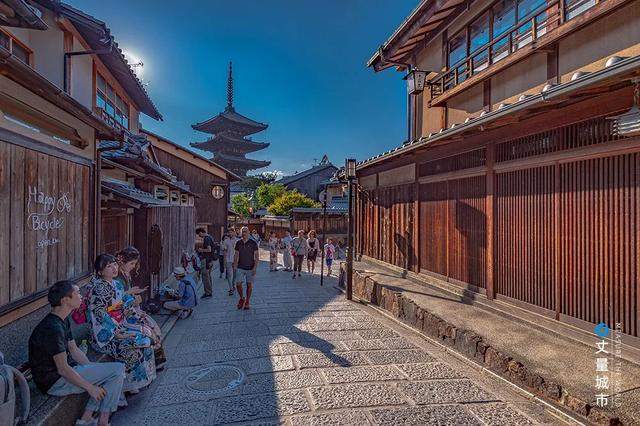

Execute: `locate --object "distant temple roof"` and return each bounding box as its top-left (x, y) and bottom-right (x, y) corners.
top-left (190, 132), bottom-right (269, 153)
top-left (214, 152), bottom-right (271, 169)
top-left (191, 62), bottom-right (270, 176)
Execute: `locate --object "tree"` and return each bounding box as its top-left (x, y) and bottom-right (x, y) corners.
top-left (231, 193), bottom-right (252, 218)
top-left (268, 191), bottom-right (320, 216)
top-left (255, 183), bottom-right (286, 209)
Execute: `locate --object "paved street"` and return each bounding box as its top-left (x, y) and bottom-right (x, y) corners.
top-left (113, 252), bottom-right (567, 425)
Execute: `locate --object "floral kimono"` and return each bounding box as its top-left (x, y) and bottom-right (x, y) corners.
top-left (114, 274), bottom-right (166, 367)
top-left (87, 275), bottom-right (156, 392)
top-left (268, 237), bottom-right (279, 271)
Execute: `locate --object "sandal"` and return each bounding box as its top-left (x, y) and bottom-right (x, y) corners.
top-left (243, 300), bottom-right (250, 310)
top-left (237, 298), bottom-right (245, 309)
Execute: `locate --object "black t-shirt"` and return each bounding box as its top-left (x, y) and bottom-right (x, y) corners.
top-left (235, 238), bottom-right (258, 270)
top-left (28, 313), bottom-right (74, 393)
top-left (199, 234), bottom-right (215, 262)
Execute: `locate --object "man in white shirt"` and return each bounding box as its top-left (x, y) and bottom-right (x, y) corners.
top-left (223, 228), bottom-right (240, 296)
top-left (281, 230), bottom-right (293, 271)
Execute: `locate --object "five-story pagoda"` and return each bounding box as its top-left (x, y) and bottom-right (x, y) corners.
top-left (191, 62), bottom-right (270, 176)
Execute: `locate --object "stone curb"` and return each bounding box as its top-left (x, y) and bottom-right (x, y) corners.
top-left (352, 269), bottom-right (622, 426)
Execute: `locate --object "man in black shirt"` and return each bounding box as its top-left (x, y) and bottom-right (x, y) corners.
top-left (196, 227), bottom-right (215, 298)
top-left (28, 281), bottom-right (126, 426)
top-left (233, 226), bottom-right (259, 310)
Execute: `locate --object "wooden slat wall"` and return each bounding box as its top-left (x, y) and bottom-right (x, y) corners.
top-left (448, 176), bottom-right (487, 289)
top-left (137, 206), bottom-right (196, 287)
top-left (559, 154), bottom-right (639, 337)
top-left (357, 116), bottom-right (640, 338)
top-left (495, 166), bottom-right (556, 311)
top-left (0, 143), bottom-right (92, 311)
top-left (419, 182), bottom-right (448, 276)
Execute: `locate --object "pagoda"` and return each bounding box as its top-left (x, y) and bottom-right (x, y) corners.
top-left (191, 62), bottom-right (270, 176)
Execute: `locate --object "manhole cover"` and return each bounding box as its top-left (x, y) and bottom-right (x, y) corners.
top-left (185, 365), bottom-right (245, 395)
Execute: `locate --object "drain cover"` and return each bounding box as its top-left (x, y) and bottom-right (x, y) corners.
top-left (185, 364), bottom-right (245, 395)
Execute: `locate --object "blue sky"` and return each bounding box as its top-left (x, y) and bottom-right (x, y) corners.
top-left (70, 0), bottom-right (417, 176)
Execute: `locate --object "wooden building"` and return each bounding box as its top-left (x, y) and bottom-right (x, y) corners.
top-left (291, 207), bottom-right (348, 244)
top-left (143, 129), bottom-right (241, 240)
top-left (278, 155), bottom-right (338, 200)
top-left (0, 0), bottom-right (160, 365)
top-left (358, 0), bottom-right (640, 346)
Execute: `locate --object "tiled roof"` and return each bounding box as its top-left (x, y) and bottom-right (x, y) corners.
top-left (101, 179), bottom-right (164, 206)
top-left (278, 163), bottom-right (337, 186)
top-left (192, 108), bottom-right (268, 136)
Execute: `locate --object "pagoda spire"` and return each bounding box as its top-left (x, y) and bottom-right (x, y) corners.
top-left (226, 61), bottom-right (234, 112)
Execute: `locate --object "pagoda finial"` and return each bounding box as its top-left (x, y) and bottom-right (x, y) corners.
top-left (226, 61), bottom-right (234, 111)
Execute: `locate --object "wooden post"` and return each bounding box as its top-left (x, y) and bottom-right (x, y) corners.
top-left (413, 173), bottom-right (420, 273)
top-left (486, 143), bottom-right (495, 299)
top-left (554, 161), bottom-right (561, 320)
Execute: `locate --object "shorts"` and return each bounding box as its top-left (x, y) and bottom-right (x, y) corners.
top-left (326, 258), bottom-right (333, 267)
top-left (235, 268), bottom-right (255, 284)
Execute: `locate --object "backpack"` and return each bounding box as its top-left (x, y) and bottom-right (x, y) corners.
top-left (0, 352), bottom-right (30, 426)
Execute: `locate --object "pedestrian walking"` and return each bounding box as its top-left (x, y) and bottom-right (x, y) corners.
top-left (218, 234), bottom-right (227, 278)
top-left (223, 228), bottom-right (239, 296)
top-left (281, 230), bottom-right (293, 271)
top-left (268, 231), bottom-right (279, 272)
top-left (306, 230), bottom-right (320, 274)
top-left (324, 238), bottom-right (336, 277)
top-left (234, 226), bottom-right (259, 310)
top-left (291, 230), bottom-right (308, 279)
top-left (196, 228), bottom-right (215, 298)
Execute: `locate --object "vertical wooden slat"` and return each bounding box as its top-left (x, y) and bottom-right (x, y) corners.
top-left (9, 145), bottom-right (24, 302)
top-left (47, 158), bottom-right (58, 287)
top-left (23, 149), bottom-right (37, 296)
top-left (0, 143), bottom-right (10, 305)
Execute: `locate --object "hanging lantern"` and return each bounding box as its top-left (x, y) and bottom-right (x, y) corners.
top-left (608, 80), bottom-right (640, 137)
top-left (404, 69), bottom-right (428, 95)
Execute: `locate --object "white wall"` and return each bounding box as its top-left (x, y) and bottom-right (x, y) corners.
top-left (71, 38), bottom-right (93, 109)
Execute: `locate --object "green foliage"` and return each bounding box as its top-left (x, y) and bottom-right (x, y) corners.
top-left (268, 191), bottom-right (320, 216)
top-left (255, 183), bottom-right (286, 209)
top-left (240, 172), bottom-right (279, 191)
top-left (231, 193), bottom-right (252, 218)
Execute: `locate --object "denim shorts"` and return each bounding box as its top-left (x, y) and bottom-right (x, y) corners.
top-left (235, 268), bottom-right (255, 284)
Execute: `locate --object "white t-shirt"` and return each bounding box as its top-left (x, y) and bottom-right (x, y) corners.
top-left (224, 237), bottom-right (239, 262)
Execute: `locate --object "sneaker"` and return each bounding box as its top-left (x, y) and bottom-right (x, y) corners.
top-left (243, 300), bottom-right (250, 310)
top-left (228, 289), bottom-right (233, 296)
top-left (237, 298), bottom-right (245, 309)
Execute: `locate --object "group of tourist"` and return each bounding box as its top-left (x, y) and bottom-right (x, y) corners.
top-left (28, 246), bottom-right (166, 425)
top-left (25, 225), bottom-right (338, 425)
top-left (265, 229), bottom-right (337, 279)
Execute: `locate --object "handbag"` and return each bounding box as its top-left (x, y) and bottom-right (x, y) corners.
top-left (71, 298), bottom-right (88, 325)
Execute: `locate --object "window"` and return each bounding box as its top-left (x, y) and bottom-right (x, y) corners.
top-left (516, 0), bottom-right (547, 47)
top-left (492, 0), bottom-right (516, 63)
top-left (0, 30), bottom-right (32, 66)
top-left (95, 73), bottom-right (129, 129)
top-left (565, 0), bottom-right (596, 20)
top-left (448, 31), bottom-right (467, 87)
top-left (469, 12), bottom-right (490, 72)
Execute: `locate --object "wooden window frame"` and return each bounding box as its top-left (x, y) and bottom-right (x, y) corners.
top-left (0, 28), bottom-right (33, 67)
top-left (440, 0), bottom-right (599, 94)
top-left (95, 71), bottom-right (130, 130)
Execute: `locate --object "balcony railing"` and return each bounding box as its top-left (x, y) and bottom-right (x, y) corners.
top-left (429, 0), bottom-right (599, 98)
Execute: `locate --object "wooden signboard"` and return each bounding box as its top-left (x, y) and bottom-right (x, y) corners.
top-left (0, 141), bottom-right (93, 314)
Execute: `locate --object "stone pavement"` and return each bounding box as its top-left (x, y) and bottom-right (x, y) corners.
top-left (112, 252), bottom-right (569, 425)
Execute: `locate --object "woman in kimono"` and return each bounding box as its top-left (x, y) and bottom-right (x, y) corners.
top-left (268, 231), bottom-right (279, 272)
top-left (87, 254), bottom-right (156, 393)
top-left (115, 247), bottom-right (166, 370)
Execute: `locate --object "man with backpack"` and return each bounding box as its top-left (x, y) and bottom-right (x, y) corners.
top-left (196, 227), bottom-right (217, 298)
top-left (28, 280), bottom-right (126, 426)
top-left (164, 267), bottom-right (197, 319)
